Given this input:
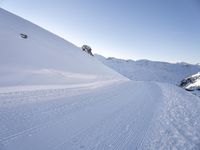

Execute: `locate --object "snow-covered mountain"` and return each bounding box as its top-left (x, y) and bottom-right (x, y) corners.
top-left (95, 54), bottom-right (200, 84)
top-left (0, 8), bottom-right (125, 87)
top-left (1, 8), bottom-right (200, 150)
top-left (180, 72), bottom-right (200, 96)
top-left (180, 72), bottom-right (200, 91)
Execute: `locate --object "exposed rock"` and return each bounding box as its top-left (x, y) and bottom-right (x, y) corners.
top-left (179, 72), bottom-right (200, 91)
top-left (82, 45), bottom-right (93, 56)
top-left (20, 33), bottom-right (28, 39)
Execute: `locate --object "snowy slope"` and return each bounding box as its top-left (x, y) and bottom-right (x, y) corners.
top-left (95, 54), bottom-right (200, 84)
top-left (1, 8), bottom-right (200, 150)
top-left (0, 8), bottom-right (125, 87)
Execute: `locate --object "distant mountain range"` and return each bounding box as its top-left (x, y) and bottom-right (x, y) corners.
top-left (95, 54), bottom-right (200, 96)
top-left (95, 54), bottom-right (200, 84)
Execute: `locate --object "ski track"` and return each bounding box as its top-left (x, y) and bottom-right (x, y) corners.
top-left (1, 81), bottom-right (200, 150)
top-left (0, 81), bottom-right (162, 150)
top-left (0, 81), bottom-right (122, 140)
top-left (1, 8), bottom-right (200, 150)
top-left (141, 83), bottom-right (200, 150)
top-left (53, 82), bottom-right (163, 150)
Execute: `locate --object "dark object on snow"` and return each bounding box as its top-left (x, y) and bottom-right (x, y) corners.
top-left (179, 72), bottom-right (200, 91)
top-left (82, 45), bottom-right (94, 56)
top-left (179, 78), bottom-right (194, 87)
top-left (20, 33), bottom-right (28, 39)
top-left (185, 88), bottom-right (194, 91)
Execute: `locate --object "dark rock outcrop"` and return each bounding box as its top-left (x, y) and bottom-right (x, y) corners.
top-left (82, 45), bottom-right (93, 56)
top-left (20, 33), bottom-right (28, 39)
top-left (179, 72), bottom-right (200, 91)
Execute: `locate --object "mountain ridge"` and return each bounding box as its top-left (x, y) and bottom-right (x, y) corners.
top-left (1, 8), bottom-right (200, 150)
top-left (95, 54), bottom-right (200, 84)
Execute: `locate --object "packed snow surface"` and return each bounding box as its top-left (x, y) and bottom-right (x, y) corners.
top-left (1, 81), bottom-right (200, 150)
top-left (1, 8), bottom-right (200, 150)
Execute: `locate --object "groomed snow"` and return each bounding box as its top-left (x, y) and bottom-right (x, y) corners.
top-left (1, 81), bottom-right (200, 149)
top-left (1, 8), bottom-right (200, 150)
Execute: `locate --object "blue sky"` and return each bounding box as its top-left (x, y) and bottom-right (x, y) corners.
top-left (1, 0), bottom-right (200, 63)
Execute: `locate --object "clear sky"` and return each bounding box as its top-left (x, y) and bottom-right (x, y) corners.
top-left (1, 0), bottom-right (200, 63)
